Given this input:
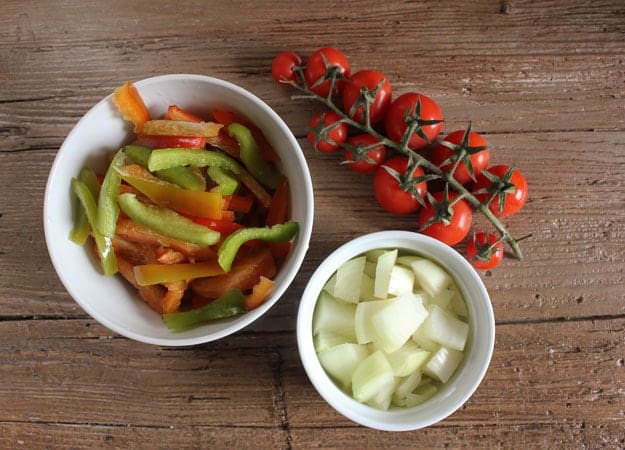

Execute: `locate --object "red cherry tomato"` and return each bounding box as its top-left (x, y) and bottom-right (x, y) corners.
top-left (343, 134), bottom-right (386, 174)
top-left (341, 70), bottom-right (392, 124)
top-left (473, 164), bottom-right (528, 218)
top-left (418, 191), bottom-right (472, 245)
top-left (304, 47), bottom-right (351, 97)
top-left (307, 111), bottom-right (348, 153)
top-left (384, 93), bottom-right (443, 150)
top-left (373, 156), bottom-right (427, 214)
top-left (271, 51), bottom-right (302, 84)
top-left (431, 129), bottom-right (490, 185)
top-left (466, 232), bottom-right (504, 270)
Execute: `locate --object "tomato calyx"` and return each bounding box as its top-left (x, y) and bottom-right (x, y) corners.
top-left (381, 159), bottom-right (438, 207)
top-left (468, 232), bottom-right (503, 264)
top-left (341, 139), bottom-right (381, 165)
top-left (401, 97), bottom-right (444, 147)
top-left (310, 53), bottom-right (348, 97)
top-left (473, 165), bottom-right (518, 215)
top-left (307, 112), bottom-right (347, 152)
top-left (347, 78), bottom-right (387, 126)
top-left (419, 186), bottom-right (462, 229)
top-left (437, 123), bottom-right (488, 182)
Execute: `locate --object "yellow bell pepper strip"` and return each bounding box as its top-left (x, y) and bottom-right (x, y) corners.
top-left (244, 276), bottom-right (275, 310)
top-left (124, 145), bottom-right (206, 191)
top-left (207, 166), bottom-right (239, 195)
top-left (134, 261), bottom-right (225, 286)
top-left (116, 165), bottom-right (223, 219)
top-left (227, 123), bottom-right (281, 190)
top-left (69, 167), bottom-right (100, 244)
top-left (217, 221), bottom-right (299, 272)
top-left (118, 193), bottom-right (221, 246)
top-left (141, 119), bottom-right (222, 138)
top-left (96, 149), bottom-right (125, 238)
top-left (147, 148), bottom-right (273, 208)
top-left (112, 81), bottom-right (151, 133)
top-left (163, 289), bottom-right (246, 331)
top-left (72, 179), bottom-right (118, 275)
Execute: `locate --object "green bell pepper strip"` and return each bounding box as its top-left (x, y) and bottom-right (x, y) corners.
top-left (69, 167), bottom-right (100, 244)
top-left (117, 193), bottom-right (221, 246)
top-left (124, 145), bottom-right (206, 191)
top-left (147, 148), bottom-right (272, 208)
top-left (227, 123), bottom-right (281, 190)
top-left (217, 221), bottom-right (299, 272)
top-left (163, 289), bottom-right (246, 331)
top-left (96, 148), bottom-right (125, 237)
top-left (72, 178), bottom-right (118, 275)
top-left (207, 166), bottom-right (239, 195)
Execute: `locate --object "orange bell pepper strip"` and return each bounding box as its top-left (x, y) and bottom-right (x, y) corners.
top-left (165, 105), bottom-right (204, 123)
top-left (117, 165), bottom-right (223, 219)
top-left (134, 261), bottom-right (225, 286)
top-left (244, 276), bottom-right (275, 310)
top-left (113, 81), bottom-right (151, 133)
top-left (141, 120), bottom-right (222, 138)
top-left (192, 217), bottom-right (243, 237)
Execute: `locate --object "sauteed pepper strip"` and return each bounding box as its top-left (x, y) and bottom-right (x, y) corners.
top-left (69, 168), bottom-right (100, 244)
top-left (147, 148), bottom-right (272, 207)
top-left (118, 193), bottom-right (220, 246)
top-left (217, 221), bottom-right (299, 272)
top-left (124, 145), bottom-right (206, 190)
top-left (72, 179), bottom-right (118, 275)
top-left (96, 149), bottom-right (125, 238)
top-left (163, 289), bottom-right (246, 331)
top-left (227, 123), bottom-right (281, 189)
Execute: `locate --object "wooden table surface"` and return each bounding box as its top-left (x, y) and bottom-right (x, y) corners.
top-left (2, 0), bottom-right (625, 448)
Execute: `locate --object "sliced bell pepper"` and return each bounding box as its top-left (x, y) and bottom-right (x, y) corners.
top-left (266, 177), bottom-right (290, 226)
top-left (141, 119), bottom-right (222, 138)
top-left (207, 166), bottom-right (239, 195)
top-left (69, 167), bottom-right (100, 244)
top-left (96, 148), bottom-right (125, 238)
top-left (124, 145), bottom-right (206, 191)
top-left (217, 221), bottom-right (299, 272)
top-left (165, 105), bottom-right (204, 123)
top-left (147, 148), bottom-right (273, 208)
top-left (118, 193), bottom-right (221, 246)
top-left (72, 179), bottom-right (117, 275)
top-left (163, 289), bottom-right (246, 331)
top-left (223, 194), bottom-right (254, 214)
top-left (227, 123), bottom-right (281, 190)
top-left (244, 276), bottom-right (275, 310)
top-left (112, 81), bottom-right (150, 133)
top-left (134, 134), bottom-right (206, 149)
top-left (212, 108), bottom-right (240, 126)
top-left (206, 131), bottom-right (240, 157)
top-left (134, 261), bottom-right (224, 286)
top-left (193, 217), bottom-right (243, 237)
top-left (116, 164), bottom-right (222, 219)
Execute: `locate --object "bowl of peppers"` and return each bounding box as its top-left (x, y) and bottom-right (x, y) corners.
top-left (44, 74), bottom-right (314, 346)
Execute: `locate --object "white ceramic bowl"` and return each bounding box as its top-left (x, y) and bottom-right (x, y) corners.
top-left (44, 74), bottom-right (314, 346)
top-left (296, 231), bottom-right (494, 431)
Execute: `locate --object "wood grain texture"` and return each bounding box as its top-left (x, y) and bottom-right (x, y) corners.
top-left (1, 0), bottom-right (625, 448)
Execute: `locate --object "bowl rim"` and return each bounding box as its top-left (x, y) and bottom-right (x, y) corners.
top-left (296, 230), bottom-right (495, 431)
top-left (44, 73), bottom-right (314, 346)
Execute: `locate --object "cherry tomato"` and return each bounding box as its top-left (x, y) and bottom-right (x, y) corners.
top-left (418, 191), bottom-right (472, 245)
top-left (304, 47), bottom-right (351, 97)
top-left (271, 51), bottom-right (302, 84)
top-left (473, 164), bottom-right (528, 218)
top-left (466, 232), bottom-right (504, 270)
top-left (384, 93), bottom-right (443, 150)
top-left (431, 129), bottom-right (490, 185)
top-left (341, 70), bottom-right (392, 124)
top-left (373, 156), bottom-right (427, 214)
top-left (343, 134), bottom-right (386, 174)
top-left (307, 111), bottom-right (348, 153)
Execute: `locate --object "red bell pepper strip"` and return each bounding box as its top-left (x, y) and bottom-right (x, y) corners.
top-left (165, 105), bottom-right (204, 123)
top-left (134, 134), bottom-right (206, 149)
top-left (266, 177), bottom-right (290, 226)
top-left (223, 194), bottom-right (254, 214)
top-left (193, 217), bottom-right (244, 237)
